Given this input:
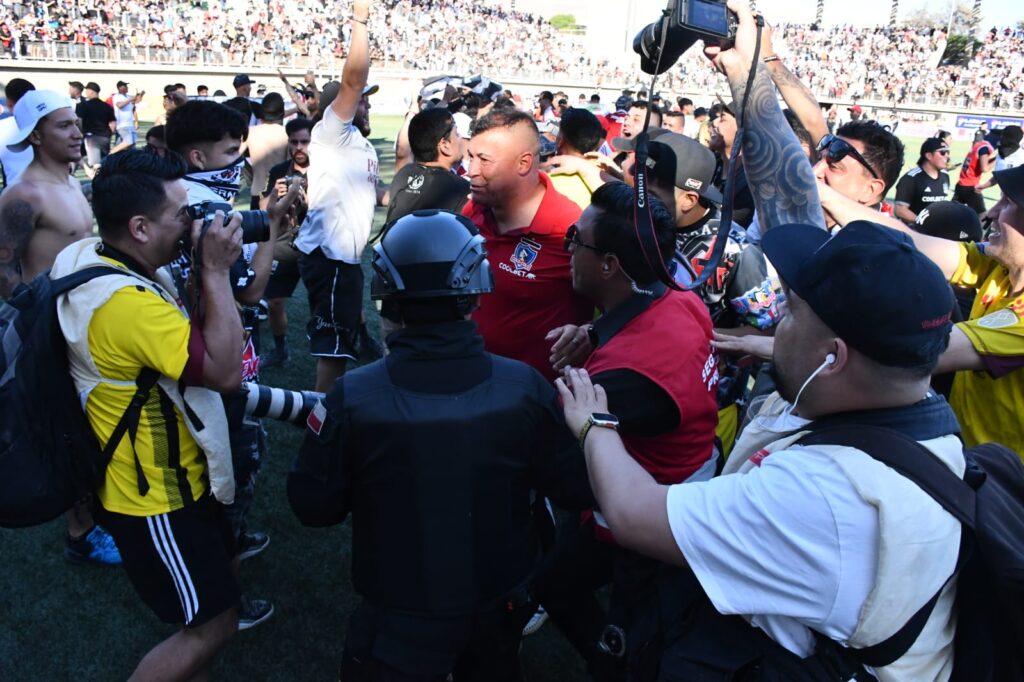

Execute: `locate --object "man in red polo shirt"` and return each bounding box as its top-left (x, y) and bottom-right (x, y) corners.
top-left (463, 108), bottom-right (593, 382)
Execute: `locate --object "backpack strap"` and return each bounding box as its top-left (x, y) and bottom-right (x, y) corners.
top-left (101, 367), bottom-right (162, 496)
top-left (49, 266), bottom-right (129, 296)
top-left (798, 425), bottom-right (973, 669)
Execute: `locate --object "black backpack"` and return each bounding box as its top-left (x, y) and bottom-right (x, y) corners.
top-left (799, 426), bottom-right (1024, 681)
top-left (0, 267), bottom-right (159, 528)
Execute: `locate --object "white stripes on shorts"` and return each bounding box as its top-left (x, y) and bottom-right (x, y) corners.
top-left (146, 513), bottom-right (200, 625)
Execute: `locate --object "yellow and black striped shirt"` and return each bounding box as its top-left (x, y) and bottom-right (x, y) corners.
top-left (86, 276), bottom-right (207, 516)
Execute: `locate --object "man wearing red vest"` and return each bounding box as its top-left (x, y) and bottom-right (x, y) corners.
top-left (533, 181), bottom-right (719, 677)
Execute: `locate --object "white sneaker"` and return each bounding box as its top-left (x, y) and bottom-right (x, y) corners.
top-left (522, 605), bottom-right (549, 636)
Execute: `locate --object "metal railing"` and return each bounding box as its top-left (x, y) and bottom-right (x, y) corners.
top-left (4, 40), bottom-right (1022, 116)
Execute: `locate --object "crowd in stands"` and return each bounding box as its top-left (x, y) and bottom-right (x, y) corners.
top-left (2, 1), bottom-right (1024, 110)
top-left (3, 0), bottom-right (1024, 678)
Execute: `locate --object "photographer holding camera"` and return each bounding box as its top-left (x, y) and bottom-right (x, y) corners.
top-left (166, 99), bottom-right (303, 629)
top-left (51, 149), bottom-right (245, 679)
top-left (555, 2), bottom-right (964, 680)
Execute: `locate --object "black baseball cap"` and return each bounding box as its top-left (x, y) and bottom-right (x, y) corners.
top-left (762, 221), bottom-right (954, 368)
top-left (85, 82), bottom-right (101, 94)
top-left (68, 80), bottom-right (84, 91)
top-left (994, 163), bottom-right (1024, 208)
top-left (116, 80), bottom-right (129, 88)
top-left (914, 201), bottom-right (982, 242)
top-left (647, 131), bottom-right (723, 205)
top-left (233, 74), bottom-right (255, 87)
top-left (918, 137), bottom-right (949, 164)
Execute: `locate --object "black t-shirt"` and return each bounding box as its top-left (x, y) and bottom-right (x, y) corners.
top-left (894, 166), bottom-right (950, 216)
top-left (75, 99), bottom-right (115, 136)
top-left (385, 163), bottom-right (470, 224)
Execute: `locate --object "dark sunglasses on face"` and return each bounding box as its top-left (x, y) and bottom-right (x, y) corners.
top-left (564, 223), bottom-right (606, 254)
top-left (816, 134), bottom-right (880, 179)
top-left (934, 149), bottom-right (951, 156)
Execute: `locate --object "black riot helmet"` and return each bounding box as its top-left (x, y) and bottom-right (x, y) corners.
top-left (371, 210), bottom-right (494, 309)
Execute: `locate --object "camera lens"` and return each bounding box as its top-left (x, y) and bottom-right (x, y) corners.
top-left (238, 210), bottom-right (271, 244)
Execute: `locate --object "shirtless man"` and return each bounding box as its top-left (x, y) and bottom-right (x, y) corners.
top-left (0, 90), bottom-right (118, 565)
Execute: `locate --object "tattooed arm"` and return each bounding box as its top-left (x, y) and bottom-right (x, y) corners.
top-left (0, 197), bottom-right (36, 299)
top-left (705, 1), bottom-right (826, 233)
top-left (759, 23), bottom-right (829, 146)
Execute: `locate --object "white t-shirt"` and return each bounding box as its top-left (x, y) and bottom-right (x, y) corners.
top-left (666, 446), bottom-right (878, 657)
top-left (112, 93), bottom-right (134, 129)
top-left (295, 106), bottom-right (379, 264)
top-left (683, 117), bottom-right (701, 139)
top-left (995, 146), bottom-right (1024, 172)
top-left (0, 116), bottom-right (33, 186)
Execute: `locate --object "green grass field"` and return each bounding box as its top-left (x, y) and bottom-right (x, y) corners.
top-left (0, 114), bottom-right (995, 681)
top-left (0, 115), bottom-right (587, 682)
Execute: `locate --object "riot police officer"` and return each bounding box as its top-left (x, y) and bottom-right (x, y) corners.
top-left (287, 210), bottom-right (594, 681)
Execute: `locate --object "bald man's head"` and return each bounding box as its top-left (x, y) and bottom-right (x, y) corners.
top-left (466, 109), bottom-right (543, 208)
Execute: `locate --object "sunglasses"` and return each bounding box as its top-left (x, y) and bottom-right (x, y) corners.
top-left (933, 148), bottom-right (951, 156)
top-left (564, 223), bottom-right (606, 254)
top-left (816, 134), bottom-right (880, 179)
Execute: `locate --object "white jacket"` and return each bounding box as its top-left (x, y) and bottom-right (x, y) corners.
top-left (51, 238), bottom-right (234, 504)
top-left (727, 392), bottom-right (962, 682)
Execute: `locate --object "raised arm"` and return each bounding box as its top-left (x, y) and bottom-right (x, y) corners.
top-left (816, 180), bottom-right (962, 279)
top-left (394, 94), bottom-right (421, 174)
top-left (705, 1), bottom-right (825, 233)
top-left (0, 194), bottom-right (36, 299)
top-left (758, 23), bottom-right (829, 146)
top-left (277, 69), bottom-right (310, 117)
top-left (331, 0), bottom-right (372, 122)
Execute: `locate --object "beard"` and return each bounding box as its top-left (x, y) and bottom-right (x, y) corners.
top-left (767, 361), bottom-right (801, 406)
top-left (355, 115), bottom-right (371, 138)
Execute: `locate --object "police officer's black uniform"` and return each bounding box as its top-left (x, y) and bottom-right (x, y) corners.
top-left (287, 210), bottom-right (594, 682)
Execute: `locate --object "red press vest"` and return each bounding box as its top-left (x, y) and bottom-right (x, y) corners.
top-left (586, 290), bottom-right (720, 486)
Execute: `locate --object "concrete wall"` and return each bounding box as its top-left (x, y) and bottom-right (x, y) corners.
top-left (1, 60), bottom-right (1021, 127)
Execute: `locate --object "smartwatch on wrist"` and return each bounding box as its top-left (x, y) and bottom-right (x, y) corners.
top-left (578, 413), bottom-right (619, 448)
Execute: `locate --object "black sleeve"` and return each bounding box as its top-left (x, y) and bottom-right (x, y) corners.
top-left (529, 377), bottom-right (596, 511)
top-left (262, 163), bottom-right (287, 199)
top-left (105, 103), bottom-right (116, 123)
top-left (287, 381), bottom-right (352, 526)
top-left (894, 174), bottom-right (914, 205)
top-left (592, 368), bottom-right (679, 436)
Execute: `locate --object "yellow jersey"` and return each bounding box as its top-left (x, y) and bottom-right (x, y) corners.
top-left (949, 242), bottom-right (1024, 456)
top-left (86, 270), bottom-right (208, 516)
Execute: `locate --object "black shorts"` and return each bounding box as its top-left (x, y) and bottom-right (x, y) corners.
top-left (953, 183), bottom-right (987, 214)
top-left (97, 497), bottom-right (240, 628)
top-left (298, 248), bottom-right (363, 359)
top-left (265, 258), bottom-right (301, 300)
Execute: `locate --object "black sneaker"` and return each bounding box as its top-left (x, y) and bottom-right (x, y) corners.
top-left (237, 531), bottom-right (270, 561)
top-left (259, 348), bottom-right (289, 369)
top-left (357, 324), bottom-right (385, 361)
top-left (238, 595), bottom-right (274, 631)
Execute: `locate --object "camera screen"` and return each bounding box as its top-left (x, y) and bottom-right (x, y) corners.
top-left (686, 0), bottom-right (728, 37)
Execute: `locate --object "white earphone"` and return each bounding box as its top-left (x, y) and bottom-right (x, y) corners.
top-left (825, 353), bottom-right (836, 365)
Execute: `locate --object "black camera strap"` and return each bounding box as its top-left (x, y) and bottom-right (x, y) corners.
top-left (632, 14), bottom-right (764, 293)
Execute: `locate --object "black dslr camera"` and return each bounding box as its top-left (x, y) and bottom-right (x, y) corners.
top-left (634, 0), bottom-right (738, 75)
top-left (184, 201), bottom-right (271, 247)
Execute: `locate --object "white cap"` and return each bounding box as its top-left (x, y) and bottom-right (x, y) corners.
top-left (452, 112), bottom-right (472, 139)
top-left (362, 84), bottom-right (379, 97)
top-left (5, 90), bottom-right (74, 151)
